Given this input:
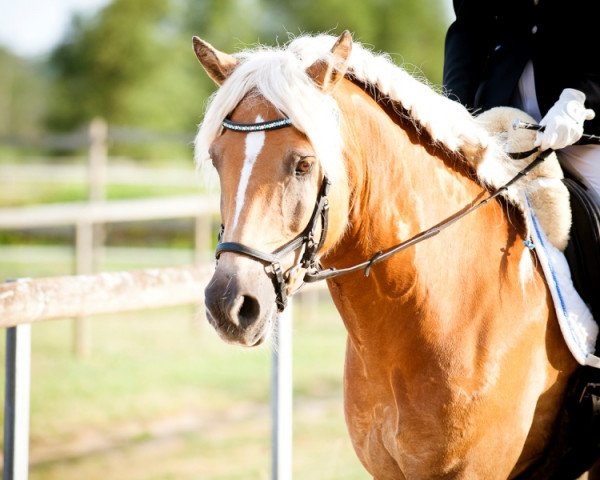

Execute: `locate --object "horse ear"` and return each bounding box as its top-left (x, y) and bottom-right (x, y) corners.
top-left (192, 36), bottom-right (239, 86)
top-left (306, 30), bottom-right (353, 91)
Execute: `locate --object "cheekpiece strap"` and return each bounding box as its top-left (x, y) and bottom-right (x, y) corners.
top-left (222, 117), bottom-right (292, 132)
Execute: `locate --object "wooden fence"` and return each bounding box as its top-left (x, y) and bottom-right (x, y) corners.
top-left (2, 117), bottom-right (216, 356)
top-left (0, 184), bottom-right (220, 480)
top-left (0, 266), bottom-right (210, 480)
top-left (0, 266), bottom-right (210, 327)
top-left (0, 194), bottom-right (218, 356)
top-left (0, 194), bottom-right (299, 480)
top-left (1, 119), bottom-right (297, 479)
top-left (1, 264), bottom-right (298, 480)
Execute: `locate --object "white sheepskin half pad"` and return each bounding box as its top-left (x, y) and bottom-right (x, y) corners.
top-left (526, 204), bottom-right (599, 367)
top-left (476, 107), bottom-right (598, 366)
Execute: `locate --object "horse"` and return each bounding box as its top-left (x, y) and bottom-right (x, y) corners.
top-left (194, 31), bottom-right (581, 478)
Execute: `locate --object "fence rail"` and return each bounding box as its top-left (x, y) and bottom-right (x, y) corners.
top-left (1, 119), bottom-right (295, 478)
top-left (1, 193), bottom-right (219, 357)
top-left (0, 163), bottom-right (208, 187)
top-left (0, 265), bottom-right (210, 327)
top-left (1, 263), bottom-right (298, 480)
top-left (0, 266), bottom-right (209, 480)
top-left (0, 195), bottom-right (219, 229)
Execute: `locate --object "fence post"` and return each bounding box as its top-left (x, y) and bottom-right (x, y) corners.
top-left (271, 300), bottom-right (293, 480)
top-left (73, 117), bottom-right (108, 357)
top-left (87, 117), bottom-right (108, 265)
top-left (74, 221), bottom-right (94, 357)
top-left (87, 117), bottom-right (108, 204)
top-left (193, 215), bottom-right (211, 267)
top-left (191, 215), bottom-right (211, 330)
top-left (3, 324), bottom-right (32, 480)
top-left (300, 288), bottom-right (320, 322)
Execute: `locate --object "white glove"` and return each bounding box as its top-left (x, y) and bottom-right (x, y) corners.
top-left (535, 88), bottom-right (595, 150)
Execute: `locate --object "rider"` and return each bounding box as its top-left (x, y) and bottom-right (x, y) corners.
top-left (442, 0), bottom-right (600, 200)
top-left (443, 4), bottom-right (600, 477)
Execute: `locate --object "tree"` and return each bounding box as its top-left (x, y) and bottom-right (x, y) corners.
top-left (0, 48), bottom-right (47, 142)
top-left (44, 0), bottom-right (448, 156)
top-left (258, 0), bottom-right (447, 83)
top-left (46, 0), bottom-right (205, 134)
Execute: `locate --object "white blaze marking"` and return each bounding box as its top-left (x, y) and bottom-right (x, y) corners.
top-left (231, 115), bottom-right (266, 231)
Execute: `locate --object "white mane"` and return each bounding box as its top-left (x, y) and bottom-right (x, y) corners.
top-left (195, 43), bottom-right (345, 184)
top-left (194, 34), bottom-right (578, 283)
top-left (195, 34), bottom-right (502, 186)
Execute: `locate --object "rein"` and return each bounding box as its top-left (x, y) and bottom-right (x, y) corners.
top-left (213, 116), bottom-right (553, 310)
top-left (305, 149), bottom-right (551, 283)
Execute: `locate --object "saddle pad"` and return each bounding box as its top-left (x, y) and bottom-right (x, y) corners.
top-left (563, 176), bottom-right (600, 345)
top-left (525, 198), bottom-right (600, 368)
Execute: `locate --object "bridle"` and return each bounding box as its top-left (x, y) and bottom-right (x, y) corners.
top-left (215, 117), bottom-right (331, 312)
top-left (213, 116), bottom-right (556, 312)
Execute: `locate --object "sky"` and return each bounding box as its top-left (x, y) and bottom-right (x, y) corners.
top-left (0, 0), bottom-right (111, 57)
top-left (0, 0), bottom-right (455, 58)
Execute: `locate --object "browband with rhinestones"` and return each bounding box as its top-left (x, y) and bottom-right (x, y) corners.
top-left (222, 117), bottom-right (292, 132)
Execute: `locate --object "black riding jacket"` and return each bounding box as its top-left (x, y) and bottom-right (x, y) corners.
top-left (443, 0), bottom-right (600, 138)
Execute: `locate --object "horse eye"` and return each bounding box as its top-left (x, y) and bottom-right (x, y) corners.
top-left (295, 158), bottom-right (313, 176)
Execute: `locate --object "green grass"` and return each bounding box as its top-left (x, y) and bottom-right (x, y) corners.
top-left (0, 247), bottom-right (366, 479)
top-left (0, 245), bottom-right (200, 278)
top-left (0, 163), bottom-right (213, 247)
top-left (12, 301), bottom-right (365, 480)
top-left (0, 157), bottom-right (213, 208)
top-left (0, 181), bottom-right (204, 208)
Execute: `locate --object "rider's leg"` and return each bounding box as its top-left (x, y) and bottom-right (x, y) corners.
top-left (558, 145), bottom-right (600, 203)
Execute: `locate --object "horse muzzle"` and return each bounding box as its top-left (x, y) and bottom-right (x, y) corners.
top-left (204, 257), bottom-right (277, 346)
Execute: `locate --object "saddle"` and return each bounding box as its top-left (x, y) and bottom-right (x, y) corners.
top-left (530, 174), bottom-right (600, 479)
top-left (563, 173), bottom-right (600, 339)
top-left (561, 173), bottom-right (600, 477)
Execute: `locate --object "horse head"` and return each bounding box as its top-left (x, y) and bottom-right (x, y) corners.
top-left (193, 32), bottom-right (353, 346)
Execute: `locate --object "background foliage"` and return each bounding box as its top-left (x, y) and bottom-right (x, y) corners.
top-left (0, 0), bottom-right (448, 156)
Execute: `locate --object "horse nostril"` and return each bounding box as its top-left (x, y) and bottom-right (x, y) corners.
top-left (238, 295), bottom-right (260, 328)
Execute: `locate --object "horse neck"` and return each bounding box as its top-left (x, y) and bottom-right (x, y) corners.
top-left (325, 81), bottom-right (530, 345)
